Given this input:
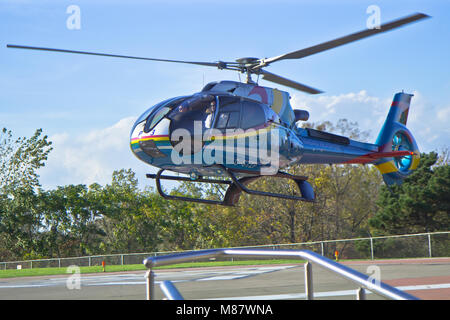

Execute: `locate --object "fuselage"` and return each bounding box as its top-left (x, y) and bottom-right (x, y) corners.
top-left (130, 81), bottom-right (379, 178)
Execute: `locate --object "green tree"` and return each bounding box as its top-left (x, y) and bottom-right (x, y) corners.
top-left (96, 169), bottom-right (163, 253)
top-left (0, 128), bottom-right (52, 261)
top-left (0, 128), bottom-right (52, 191)
top-left (0, 187), bottom-right (42, 260)
top-left (39, 184), bottom-right (105, 257)
top-left (369, 152), bottom-right (450, 235)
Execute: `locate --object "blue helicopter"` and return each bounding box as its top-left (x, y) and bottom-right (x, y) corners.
top-left (7, 13), bottom-right (428, 206)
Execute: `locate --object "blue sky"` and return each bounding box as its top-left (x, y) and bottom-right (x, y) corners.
top-left (1, 0), bottom-right (449, 189)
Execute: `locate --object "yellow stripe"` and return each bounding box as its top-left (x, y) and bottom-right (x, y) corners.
top-left (410, 154), bottom-right (420, 170)
top-left (131, 136), bottom-right (170, 145)
top-left (132, 126), bottom-right (277, 144)
top-left (271, 89), bottom-right (283, 114)
top-left (142, 136), bottom-right (170, 141)
top-left (131, 138), bottom-right (170, 147)
top-left (375, 160), bottom-right (398, 174)
top-left (210, 126), bottom-right (276, 141)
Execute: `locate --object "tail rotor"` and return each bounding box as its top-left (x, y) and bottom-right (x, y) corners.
top-left (374, 92), bottom-right (420, 185)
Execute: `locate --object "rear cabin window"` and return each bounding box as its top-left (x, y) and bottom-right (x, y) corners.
top-left (240, 101), bottom-right (266, 129)
top-left (216, 97), bottom-right (241, 129)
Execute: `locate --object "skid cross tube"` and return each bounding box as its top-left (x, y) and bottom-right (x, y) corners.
top-left (147, 166), bottom-right (315, 206)
top-left (143, 248), bottom-right (419, 300)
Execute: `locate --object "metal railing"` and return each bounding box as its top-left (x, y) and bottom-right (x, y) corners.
top-left (143, 248), bottom-right (419, 300)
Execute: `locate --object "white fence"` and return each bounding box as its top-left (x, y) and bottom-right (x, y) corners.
top-left (1, 231), bottom-right (448, 270)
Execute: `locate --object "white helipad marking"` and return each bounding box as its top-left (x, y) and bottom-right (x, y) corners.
top-left (397, 283), bottom-right (450, 291)
top-left (0, 265), bottom-right (296, 289)
top-left (196, 275), bottom-right (248, 281)
top-left (0, 284), bottom-right (54, 289)
top-left (195, 265), bottom-right (295, 282)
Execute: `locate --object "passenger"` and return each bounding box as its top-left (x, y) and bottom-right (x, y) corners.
top-left (204, 100), bottom-right (216, 128)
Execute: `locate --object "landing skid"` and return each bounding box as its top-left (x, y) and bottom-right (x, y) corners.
top-left (146, 166), bottom-right (315, 206)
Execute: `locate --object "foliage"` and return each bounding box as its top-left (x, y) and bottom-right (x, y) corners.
top-left (0, 128), bottom-right (52, 191)
top-left (369, 152), bottom-right (450, 235)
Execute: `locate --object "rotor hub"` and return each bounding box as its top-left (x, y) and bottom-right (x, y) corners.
top-left (235, 57), bottom-right (260, 66)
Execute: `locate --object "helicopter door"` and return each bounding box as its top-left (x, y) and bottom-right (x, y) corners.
top-left (209, 96), bottom-right (241, 164)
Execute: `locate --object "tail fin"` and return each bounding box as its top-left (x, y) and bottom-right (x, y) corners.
top-left (374, 92), bottom-right (420, 186)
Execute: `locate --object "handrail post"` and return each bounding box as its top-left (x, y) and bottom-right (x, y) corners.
top-left (370, 237), bottom-right (374, 260)
top-left (146, 269), bottom-right (155, 300)
top-left (427, 233), bottom-right (432, 258)
top-left (304, 261), bottom-right (314, 300)
top-left (356, 287), bottom-right (366, 300)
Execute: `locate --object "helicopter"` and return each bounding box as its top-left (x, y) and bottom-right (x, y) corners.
top-left (7, 12), bottom-right (429, 206)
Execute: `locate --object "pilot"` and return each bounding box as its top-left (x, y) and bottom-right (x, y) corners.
top-left (206, 100), bottom-right (216, 114)
top-left (204, 100), bottom-right (216, 128)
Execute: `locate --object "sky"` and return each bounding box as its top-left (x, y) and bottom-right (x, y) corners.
top-left (1, 0), bottom-right (449, 190)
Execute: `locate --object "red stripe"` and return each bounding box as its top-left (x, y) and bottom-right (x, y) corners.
top-left (344, 150), bottom-right (413, 164)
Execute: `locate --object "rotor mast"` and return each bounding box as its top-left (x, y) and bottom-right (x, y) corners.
top-left (234, 57), bottom-right (260, 84)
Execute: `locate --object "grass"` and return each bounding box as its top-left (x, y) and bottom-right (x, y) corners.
top-left (2, 256), bottom-right (440, 279)
top-left (0, 259), bottom-right (306, 279)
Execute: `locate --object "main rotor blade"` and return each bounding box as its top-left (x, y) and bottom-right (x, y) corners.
top-left (260, 70), bottom-right (323, 94)
top-left (263, 13), bottom-right (430, 66)
top-left (6, 44), bottom-right (221, 68)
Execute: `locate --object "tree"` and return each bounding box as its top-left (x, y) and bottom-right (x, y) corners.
top-left (39, 184), bottom-right (105, 257)
top-left (96, 169), bottom-right (163, 253)
top-left (0, 128), bottom-right (52, 260)
top-left (369, 152), bottom-right (450, 235)
top-left (0, 187), bottom-right (42, 260)
top-left (0, 128), bottom-right (52, 191)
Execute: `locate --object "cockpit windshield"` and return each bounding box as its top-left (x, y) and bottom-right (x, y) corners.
top-left (141, 96), bottom-right (188, 133)
top-left (145, 107), bottom-right (171, 132)
top-left (131, 96), bottom-right (189, 136)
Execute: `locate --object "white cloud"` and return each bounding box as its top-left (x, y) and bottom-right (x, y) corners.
top-left (291, 90), bottom-right (389, 138)
top-left (405, 91), bottom-right (450, 150)
top-left (291, 90), bottom-right (449, 152)
top-left (38, 116), bottom-right (155, 190)
top-left (437, 105), bottom-right (450, 122)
